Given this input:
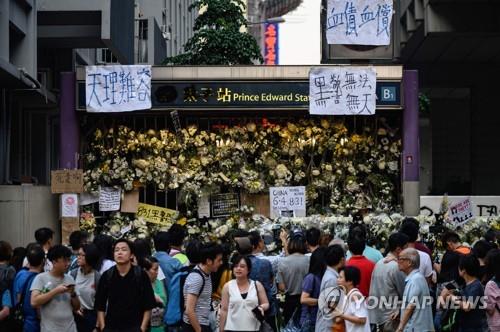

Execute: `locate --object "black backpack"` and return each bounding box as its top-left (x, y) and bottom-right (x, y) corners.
top-left (0, 265), bottom-right (15, 301)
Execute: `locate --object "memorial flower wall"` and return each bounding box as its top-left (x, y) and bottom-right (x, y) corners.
top-left (83, 118), bottom-right (402, 215)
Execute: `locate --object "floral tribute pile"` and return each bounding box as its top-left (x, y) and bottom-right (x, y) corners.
top-left (79, 206), bottom-right (500, 252)
top-left (80, 118), bottom-right (500, 251)
top-left (83, 118), bottom-right (401, 215)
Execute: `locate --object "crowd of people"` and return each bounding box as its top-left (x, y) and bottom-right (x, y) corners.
top-left (0, 218), bottom-right (499, 332)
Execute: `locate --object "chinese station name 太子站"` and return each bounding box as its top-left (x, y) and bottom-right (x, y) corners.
top-left (228, 92), bottom-right (309, 103)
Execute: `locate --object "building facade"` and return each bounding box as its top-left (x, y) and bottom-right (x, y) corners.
top-left (0, 0), bottom-right (196, 246)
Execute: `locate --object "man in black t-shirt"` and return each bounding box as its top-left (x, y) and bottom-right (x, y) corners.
top-left (95, 239), bottom-right (155, 332)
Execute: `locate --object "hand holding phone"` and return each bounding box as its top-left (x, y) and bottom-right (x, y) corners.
top-left (252, 306), bottom-right (265, 322)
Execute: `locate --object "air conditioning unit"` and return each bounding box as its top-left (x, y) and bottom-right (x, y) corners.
top-left (161, 25), bottom-right (171, 40)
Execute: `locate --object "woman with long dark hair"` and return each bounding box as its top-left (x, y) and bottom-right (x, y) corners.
top-left (93, 234), bottom-right (115, 274)
top-left (299, 247), bottom-right (326, 331)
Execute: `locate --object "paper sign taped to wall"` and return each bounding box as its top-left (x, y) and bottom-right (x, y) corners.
top-left (136, 203), bottom-right (178, 225)
top-left (61, 194), bottom-right (79, 218)
top-left (99, 187), bottom-right (121, 211)
top-left (51, 170), bottom-right (84, 193)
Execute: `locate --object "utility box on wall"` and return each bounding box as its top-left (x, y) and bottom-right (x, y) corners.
top-left (0, 186), bottom-right (59, 247)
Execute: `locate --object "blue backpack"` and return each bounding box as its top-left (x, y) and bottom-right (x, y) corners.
top-left (165, 267), bottom-right (205, 326)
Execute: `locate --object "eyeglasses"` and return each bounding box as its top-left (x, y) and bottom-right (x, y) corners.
top-left (398, 257), bottom-right (410, 262)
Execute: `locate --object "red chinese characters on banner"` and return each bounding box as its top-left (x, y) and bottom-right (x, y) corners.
top-left (264, 23), bottom-right (279, 65)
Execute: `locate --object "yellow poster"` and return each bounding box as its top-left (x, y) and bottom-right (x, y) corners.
top-left (136, 203), bottom-right (178, 225)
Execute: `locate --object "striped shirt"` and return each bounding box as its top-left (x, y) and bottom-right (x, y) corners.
top-left (182, 266), bottom-right (212, 326)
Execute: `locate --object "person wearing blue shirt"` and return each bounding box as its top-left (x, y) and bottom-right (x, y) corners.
top-left (13, 245), bottom-right (45, 332)
top-left (248, 231), bottom-right (277, 331)
top-left (396, 248), bottom-right (434, 332)
top-left (153, 232), bottom-right (183, 291)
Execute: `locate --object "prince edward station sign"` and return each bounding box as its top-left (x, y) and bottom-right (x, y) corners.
top-left (76, 66), bottom-right (402, 111)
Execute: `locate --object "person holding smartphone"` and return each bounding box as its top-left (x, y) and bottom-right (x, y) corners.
top-left (219, 255), bottom-right (269, 332)
top-left (31, 244), bottom-right (80, 332)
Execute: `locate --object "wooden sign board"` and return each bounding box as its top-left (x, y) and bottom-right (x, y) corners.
top-left (51, 170), bottom-right (84, 193)
top-left (241, 193), bottom-right (270, 217)
top-left (121, 189), bottom-right (140, 213)
top-left (61, 217), bottom-right (80, 245)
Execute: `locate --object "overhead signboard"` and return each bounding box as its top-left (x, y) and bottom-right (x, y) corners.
top-left (77, 80), bottom-right (401, 110)
top-left (264, 23), bottom-right (279, 65)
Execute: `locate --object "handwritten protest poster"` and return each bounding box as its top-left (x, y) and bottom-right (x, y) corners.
top-left (86, 65), bottom-right (152, 112)
top-left (99, 187), bottom-right (121, 211)
top-left (269, 186), bottom-right (306, 219)
top-left (61, 194), bottom-right (79, 218)
top-left (449, 198), bottom-right (473, 226)
top-left (136, 203), bottom-right (178, 225)
top-left (309, 67), bottom-right (376, 115)
top-left (51, 169), bottom-right (84, 193)
top-left (326, 0), bottom-right (393, 45)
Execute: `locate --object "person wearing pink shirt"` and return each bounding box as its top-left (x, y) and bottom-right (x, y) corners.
top-left (485, 249), bottom-right (500, 331)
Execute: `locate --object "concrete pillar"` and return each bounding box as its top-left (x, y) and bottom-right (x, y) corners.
top-left (0, 0), bottom-right (9, 61)
top-left (59, 72), bottom-right (79, 169)
top-left (403, 70), bottom-right (420, 216)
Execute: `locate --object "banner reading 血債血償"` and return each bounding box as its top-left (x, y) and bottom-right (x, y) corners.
top-left (326, 0), bottom-right (394, 46)
top-left (309, 67), bottom-right (376, 115)
top-left (86, 65), bottom-right (152, 112)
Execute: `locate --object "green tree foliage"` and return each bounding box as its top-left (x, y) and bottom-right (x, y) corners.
top-left (164, 0), bottom-right (263, 65)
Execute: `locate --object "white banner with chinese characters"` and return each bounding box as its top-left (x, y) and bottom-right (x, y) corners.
top-left (326, 0), bottom-right (393, 45)
top-left (309, 67), bottom-right (376, 115)
top-left (269, 186), bottom-right (306, 219)
top-left (86, 65), bottom-right (152, 112)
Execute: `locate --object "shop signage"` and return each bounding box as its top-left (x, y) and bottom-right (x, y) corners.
top-left (77, 80), bottom-right (401, 110)
top-left (309, 67), bottom-right (376, 115)
top-left (269, 186), bottom-right (306, 218)
top-left (326, 0), bottom-right (393, 46)
top-left (264, 23), bottom-right (279, 65)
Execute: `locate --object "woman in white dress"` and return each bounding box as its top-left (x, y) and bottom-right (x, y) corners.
top-left (219, 255), bottom-right (269, 332)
